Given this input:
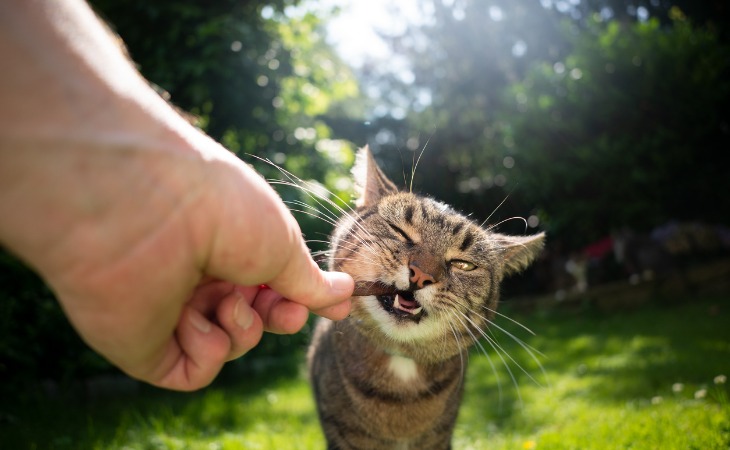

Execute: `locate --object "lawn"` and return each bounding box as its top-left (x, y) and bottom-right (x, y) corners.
top-left (3, 295), bottom-right (729, 449)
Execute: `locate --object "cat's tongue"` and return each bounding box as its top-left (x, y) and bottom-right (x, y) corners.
top-left (395, 293), bottom-right (422, 315)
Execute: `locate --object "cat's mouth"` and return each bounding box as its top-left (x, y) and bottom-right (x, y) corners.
top-left (377, 291), bottom-right (424, 323)
top-left (352, 281), bottom-right (425, 323)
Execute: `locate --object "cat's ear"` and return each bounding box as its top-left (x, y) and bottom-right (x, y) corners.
top-left (352, 145), bottom-right (398, 207)
top-left (493, 232), bottom-right (546, 276)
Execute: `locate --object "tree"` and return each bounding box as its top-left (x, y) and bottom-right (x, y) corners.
top-left (91, 0), bottom-right (362, 244)
top-left (332, 0), bottom-right (571, 231)
top-left (360, 1), bottom-right (729, 248)
top-left (502, 13), bottom-right (730, 245)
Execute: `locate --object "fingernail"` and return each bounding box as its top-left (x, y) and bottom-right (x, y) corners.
top-left (327, 272), bottom-right (355, 297)
top-left (189, 309), bottom-right (211, 334)
top-left (233, 294), bottom-right (254, 330)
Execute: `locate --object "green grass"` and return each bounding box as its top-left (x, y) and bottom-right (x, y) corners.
top-left (3, 296), bottom-right (729, 449)
top-left (455, 297), bottom-right (730, 449)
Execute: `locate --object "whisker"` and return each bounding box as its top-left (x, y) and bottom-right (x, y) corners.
top-left (445, 319), bottom-right (468, 393)
top-left (482, 305), bottom-right (537, 336)
top-left (326, 258), bottom-right (383, 271)
top-left (271, 177), bottom-right (376, 255)
top-left (336, 235), bottom-right (384, 260)
top-left (486, 216), bottom-right (529, 233)
top-left (474, 312), bottom-right (547, 360)
top-left (459, 309), bottom-right (545, 389)
top-left (325, 239), bottom-right (381, 260)
top-left (306, 239), bottom-right (335, 246)
top-left (268, 179), bottom-right (345, 219)
top-left (269, 176), bottom-right (380, 257)
top-left (410, 132), bottom-right (433, 194)
top-left (455, 310), bottom-right (523, 407)
top-left (326, 235), bottom-right (387, 267)
top-left (285, 199), bottom-right (341, 224)
top-left (286, 207), bottom-right (338, 228)
top-left (250, 154), bottom-right (359, 218)
top-left (250, 155), bottom-right (382, 260)
top-left (396, 146), bottom-right (409, 190)
top-left (446, 308), bottom-right (505, 407)
top-left (480, 193), bottom-right (511, 228)
top-left (480, 311), bottom-right (550, 386)
top-left (265, 173), bottom-right (379, 252)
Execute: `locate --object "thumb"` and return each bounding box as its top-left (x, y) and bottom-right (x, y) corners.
top-left (265, 239), bottom-right (354, 320)
top-left (201, 154), bottom-right (354, 314)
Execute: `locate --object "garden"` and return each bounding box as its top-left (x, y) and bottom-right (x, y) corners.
top-left (3, 292), bottom-right (728, 449)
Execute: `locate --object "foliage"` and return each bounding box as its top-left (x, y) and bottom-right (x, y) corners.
top-left (3, 296), bottom-right (728, 448)
top-left (0, 250), bottom-right (112, 392)
top-left (336, 0), bottom-right (573, 231)
top-left (91, 0), bottom-right (363, 247)
top-left (501, 14), bottom-right (730, 246)
top-left (263, 8), bottom-right (361, 250)
top-left (573, 0), bottom-right (730, 34)
top-left (360, 1), bottom-right (730, 249)
top-left (92, 0), bottom-right (287, 140)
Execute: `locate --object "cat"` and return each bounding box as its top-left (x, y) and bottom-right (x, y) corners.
top-left (307, 145), bottom-right (545, 450)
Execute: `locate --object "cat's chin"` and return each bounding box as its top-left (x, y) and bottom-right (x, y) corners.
top-left (376, 291), bottom-right (425, 323)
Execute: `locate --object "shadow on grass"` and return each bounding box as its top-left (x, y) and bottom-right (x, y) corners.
top-left (1, 333), bottom-right (314, 449)
top-left (460, 295), bottom-right (730, 428)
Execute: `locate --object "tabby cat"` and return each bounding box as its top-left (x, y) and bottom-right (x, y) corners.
top-left (307, 146), bottom-right (545, 450)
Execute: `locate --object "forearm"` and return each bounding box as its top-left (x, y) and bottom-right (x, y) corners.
top-left (0, 0), bottom-right (208, 267)
top-left (0, 0), bottom-right (171, 140)
top-left (0, 0), bottom-right (213, 355)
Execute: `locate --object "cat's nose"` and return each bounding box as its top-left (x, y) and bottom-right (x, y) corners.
top-left (409, 264), bottom-right (437, 289)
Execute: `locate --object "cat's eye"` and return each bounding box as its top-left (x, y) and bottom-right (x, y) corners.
top-left (387, 223), bottom-right (414, 243)
top-left (450, 260), bottom-right (477, 271)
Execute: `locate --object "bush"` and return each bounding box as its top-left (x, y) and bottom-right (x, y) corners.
top-left (0, 250), bottom-right (112, 393)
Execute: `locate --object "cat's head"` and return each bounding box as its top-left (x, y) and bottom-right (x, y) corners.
top-left (330, 146), bottom-right (544, 362)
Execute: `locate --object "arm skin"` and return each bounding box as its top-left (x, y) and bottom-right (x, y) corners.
top-left (0, 0), bottom-right (353, 391)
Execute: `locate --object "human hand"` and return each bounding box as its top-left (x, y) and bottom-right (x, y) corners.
top-left (0, 131), bottom-right (354, 392)
top-left (158, 278), bottom-right (349, 391)
top-left (0, 0), bottom-right (353, 391)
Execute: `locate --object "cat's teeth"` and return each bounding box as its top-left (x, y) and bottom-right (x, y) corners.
top-left (393, 295), bottom-right (403, 310)
top-left (394, 294), bottom-right (423, 316)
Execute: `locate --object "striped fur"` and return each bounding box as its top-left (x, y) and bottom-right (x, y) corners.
top-left (308, 146), bottom-right (544, 449)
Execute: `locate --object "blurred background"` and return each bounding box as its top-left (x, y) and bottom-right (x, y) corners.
top-left (1, 0), bottom-right (729, 441)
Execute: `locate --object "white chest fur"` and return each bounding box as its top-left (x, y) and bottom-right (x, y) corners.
top-left (387, 355), bottom-right (419, 382)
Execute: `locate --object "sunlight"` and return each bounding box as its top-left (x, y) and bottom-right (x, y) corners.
top-left (307, 0), bottom-right (426, 69)
top-left (489, 5), bottom-right (504, 21)
top-left (512, 39), bottom-right (528, 57)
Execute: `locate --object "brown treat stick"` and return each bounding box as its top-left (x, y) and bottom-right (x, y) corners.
top-left (352, 281), bottom-right (398, 296)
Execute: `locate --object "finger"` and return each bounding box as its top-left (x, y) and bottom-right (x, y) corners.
top-left (154, 305), bottom-right (231, 391)
top-left (251, 288), bottom-right (310, 334)
top-left (312, 298), bottom-right (352, 321)
top-left (200, 159), bottom-right (354, 310)
top-left (263, 245), bottom-right (354, 310)
top-left (214, 289), bottom-right (264, 361)
top-left (185, 279), bottom-right (234, 315)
